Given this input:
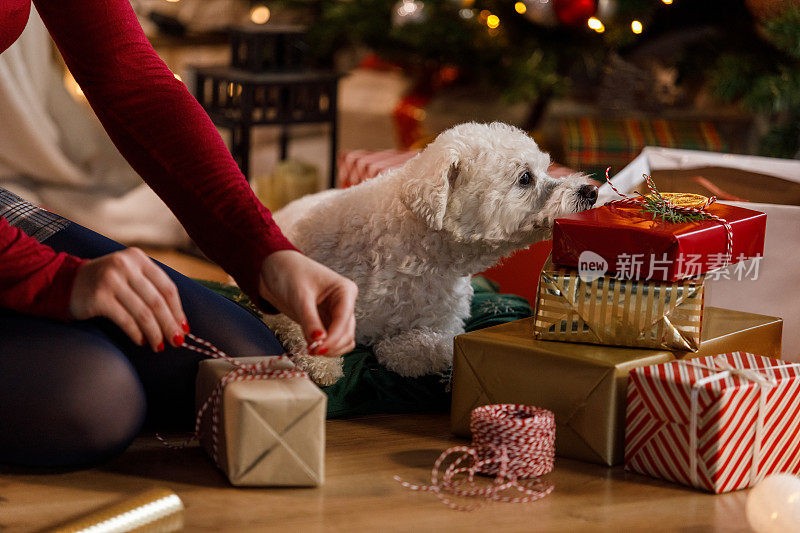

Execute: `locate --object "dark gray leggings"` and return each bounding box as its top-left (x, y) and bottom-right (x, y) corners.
top-left (0, 222), bottom-right (284, 467)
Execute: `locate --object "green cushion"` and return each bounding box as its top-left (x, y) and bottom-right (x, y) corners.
top-left (195, 277), bottom-right (531, 418)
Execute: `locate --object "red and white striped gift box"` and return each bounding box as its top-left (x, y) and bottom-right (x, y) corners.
top-left (625, 352), bottom-right (800, 493)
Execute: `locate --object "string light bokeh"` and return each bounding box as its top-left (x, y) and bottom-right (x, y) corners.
top-left (250, 5), bottom-right (271, 24)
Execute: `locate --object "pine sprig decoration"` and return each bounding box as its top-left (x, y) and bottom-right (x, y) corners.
top-left (640, 194), bottom-right (710, 223)
top-left (638, 185), bottom-right (711, 223)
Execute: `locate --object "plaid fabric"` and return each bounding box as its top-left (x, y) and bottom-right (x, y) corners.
top-left (337, 149), bottom-right (418, 188)
top-left (0, 187), bottom-right (70, 243)
top-left (560, 118), bottom-right (728, 179)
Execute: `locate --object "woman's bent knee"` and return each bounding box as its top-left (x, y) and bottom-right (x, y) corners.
top-left (0, 317), bottom-right (146, 467)
top-left (56, 344), bottom-right (147, 466)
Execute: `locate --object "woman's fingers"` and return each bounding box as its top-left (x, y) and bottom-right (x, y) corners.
top-left (102, 297), bottom-right (145, 347)
top-left (69, 247), bottom-right (187, 351)
top-left (114, 276), bottom-right (165, 351)
top-left (128, 270), bottom-right (183, 348)
top-left (324, 313), bottom-right (356, 357)
top-left (299, 295), bottom-right (328, 354)
top-left (258, 250), bottom-right (358, 358)
top-left (142, 259), bottom-right (188, 334)
top-left (320, 282), bottom-right (358, 355)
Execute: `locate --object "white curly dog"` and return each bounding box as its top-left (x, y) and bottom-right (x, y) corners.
top-left (268, 122), bottom-right (597, 385)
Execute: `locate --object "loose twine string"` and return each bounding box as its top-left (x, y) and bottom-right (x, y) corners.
top-left (395, 404), bottom-right (556, 511)
top-left (156, 333), bottom-right (306, 469)
top-left (160, 342), bottom-right (556, 508)
top-left (604, 167), bottom-right (733, 268)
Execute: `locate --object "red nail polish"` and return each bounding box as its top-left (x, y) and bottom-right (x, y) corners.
top-left (311, 330), bottom-right (325, 340)
top-left (181, 321), bottom-right (190, 334)
top-left (156, 342), bottom-right (164, 352)
top-left (173, 334), bottom-right (185, 346)
top-left (317, 346), bottom-right (329, 356)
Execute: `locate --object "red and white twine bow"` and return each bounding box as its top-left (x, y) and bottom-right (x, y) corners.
top-left (604, 167), bottom-right (734, 268)
top-left (395, 404), bottom-right (556, 511)
top-left (156, 333), bottom-right (306, 469)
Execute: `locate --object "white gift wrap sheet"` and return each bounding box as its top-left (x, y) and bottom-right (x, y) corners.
top-left (599, 147), bottom-right (800, 362)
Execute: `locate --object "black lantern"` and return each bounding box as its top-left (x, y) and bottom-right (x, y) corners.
top-left (192, 25), bottom-right (339, 187)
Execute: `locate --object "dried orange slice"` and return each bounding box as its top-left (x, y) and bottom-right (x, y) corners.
top-left (644, 192), bottom-right (710, 209)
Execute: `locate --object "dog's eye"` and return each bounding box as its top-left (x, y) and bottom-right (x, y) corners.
top-left (518, 171), bottom-right (532, 187)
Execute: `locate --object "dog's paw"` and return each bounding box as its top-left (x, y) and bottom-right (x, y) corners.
top-left (374, 328), bottom-right (453, 377)
top-left (293, 353), bottom-right (344, 386)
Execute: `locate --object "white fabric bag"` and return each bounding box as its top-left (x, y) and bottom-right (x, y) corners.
top-left (599, 147), bottom-right (800, 362)
top-left (0, 8), bottom-right (189, 247)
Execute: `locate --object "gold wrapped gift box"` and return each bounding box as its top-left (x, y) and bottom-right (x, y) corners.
top-left (534, 263), bottom-right (704, 351)
top-left (196, 357), bottom-right (326, 486)
top-left (451, 307), bottom-right (782, 466)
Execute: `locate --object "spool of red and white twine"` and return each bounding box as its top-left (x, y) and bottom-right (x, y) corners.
top-left (156, 333), bottom-right (306, 469)
top-left (395, 404), bottom-right (556, 511)
top-left (604, 167), bottom-right (734, 267)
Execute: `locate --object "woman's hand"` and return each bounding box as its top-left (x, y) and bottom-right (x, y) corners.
top-left (69, 247), bottom-right (188, 351)
top-left (259, 250), bottom-right (358, 357)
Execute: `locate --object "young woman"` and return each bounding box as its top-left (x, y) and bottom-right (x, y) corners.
top-left (0, 0), bottom-right (357, 467)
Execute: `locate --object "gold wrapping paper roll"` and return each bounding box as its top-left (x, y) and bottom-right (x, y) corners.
top-left (44, 488), bottom-right (184, 533)
top-left (534, 263), bottom-right (704, 351)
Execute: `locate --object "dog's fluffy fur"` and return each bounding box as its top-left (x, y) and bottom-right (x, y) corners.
top-left (268, 122), bottom-right (596, 385)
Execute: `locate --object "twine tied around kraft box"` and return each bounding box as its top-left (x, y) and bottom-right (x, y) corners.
top-left (156, 334), bottom-right (326, 487)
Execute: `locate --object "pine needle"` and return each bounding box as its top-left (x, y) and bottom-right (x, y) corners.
top-left (638, 183), bottom-right (711, 223)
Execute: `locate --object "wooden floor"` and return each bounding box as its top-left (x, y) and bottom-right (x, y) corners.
top-left (142, 248), bottom-right (232, 284)
top-left (0, 251), bottom-right (752, 532)
top-left (1, 413), bottom-right (751, 532)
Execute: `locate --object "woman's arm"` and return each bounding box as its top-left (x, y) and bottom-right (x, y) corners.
top-left (0, 218), bottom-right (85, 320)
top-left (32, 0), bottom-right (357, 355)
top-left (32, 0), bottom-right (297, 306)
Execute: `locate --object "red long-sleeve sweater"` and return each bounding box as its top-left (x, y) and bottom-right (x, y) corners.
top-left (0, 0), bottom-right (298, 320)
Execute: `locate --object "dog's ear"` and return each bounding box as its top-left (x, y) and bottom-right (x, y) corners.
top-left (401, 149), bottom-right (460, 231)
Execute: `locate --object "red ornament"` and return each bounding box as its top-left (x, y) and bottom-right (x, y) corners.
top-left (552, 0), bottom-right (597, 26)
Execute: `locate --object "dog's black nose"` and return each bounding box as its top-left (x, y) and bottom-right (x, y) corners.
top-left (578, 184), bottom-right (598, 204)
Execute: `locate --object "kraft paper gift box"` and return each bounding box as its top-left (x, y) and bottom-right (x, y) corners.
top-left (625, 352), bottom-right (800, 493)
top-left (534, 262), bottom-right (705, 351)
top-left (195, 356), bottom-right (326, 486)
top-left (451, 307), bottom-right (782, 466)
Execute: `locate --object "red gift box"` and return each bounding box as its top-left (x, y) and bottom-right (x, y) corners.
top-left (625, 352), bottom-right (800, 493)
top-left (551, 203), bottom-right (766, 281)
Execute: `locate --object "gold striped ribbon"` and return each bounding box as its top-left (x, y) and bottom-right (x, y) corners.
top-left (534, 267), bottom-right (704, 351)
